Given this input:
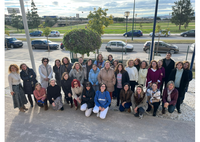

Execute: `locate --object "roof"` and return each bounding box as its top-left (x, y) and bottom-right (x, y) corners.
top-left (108, 40), bottom-right (125, 42)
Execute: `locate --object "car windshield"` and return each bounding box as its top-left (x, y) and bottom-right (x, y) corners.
top-left (10, 38), bottom-right (17, 41)
top-left (120, 41), bottom-right (126, 45)
top-left (51, 31), bottom-right (55, 33)
top-left (44, 40), bottom-right (51, 43)
top-left (163, 42), bottom-right (170, 46)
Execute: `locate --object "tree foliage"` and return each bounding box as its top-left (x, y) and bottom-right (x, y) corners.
top-left (11, 9), bottom-right (23, 32)
top-left (42, 27), bottom-right (51, 52)
top-left (63, 29), bottom-right (101, 56)
top-left (171, 0), bottom-right (194, 30)
top-left (87, 7), bottom-right (113, 35)
top-left (30, 1), bottom-right (41, 29)
top-left (44, 17), bottom-right (57, 27)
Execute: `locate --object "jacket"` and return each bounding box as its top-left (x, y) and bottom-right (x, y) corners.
top-left (89, 68), bottom-right (100, 85)
top-left (69, 69), bottom-right (85, 84)
top-left (146, 88), bottom-right (161, 103)
top-left (138, 68), bottom-right (147, 86)
top-left (115, 70), bottom-right (130, 89)
top-left (53, 66), bottom-right (61, 86)
top-left (33, 87), bottom-right (46, 101)
top-left (94, 60), bottom-right (106, 68)
top-left (131, 93), bottom-right (148, 112)
top-left (60, 63), bottom-right (73, 76)
top-left (81, 89), bottom-right (95, 109)
top-left (71, 85), bottom-right (83, 100)
top-left (39, 64), bottom-right (53, 89)
top-left (83, 64), bottom-right (93, 81)
top-left (61, 78), bottom-right (73, 95)
top-left (162, 58), bottom-right (175, 82)
top-left (120, 89), bottom-right (133, 103)
top-left (162, 88), bottom-right (178, 106)
top-left (98, 67), bottom-right (116, 92)
top-left (94, 90), bottom-right (111, 108)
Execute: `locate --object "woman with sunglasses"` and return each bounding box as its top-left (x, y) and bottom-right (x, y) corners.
top-left (93, 83), bottom-right (111, 119)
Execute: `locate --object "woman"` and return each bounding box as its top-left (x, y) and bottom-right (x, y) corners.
top-left (125, 59), bottom-right (138, 92)
top-left (60, 56), bottom-right (73, 76)
top-left (119, 83), bottom-right (133, 113)
top-left (71, 79), bottom-right (83, 110)
top-left (114, 63), bottom-right (130, 106)
top-left (89, 64), bottom-right (100, 92)
top-left (138, 60), bottom-right (148, 87)
top-left (169, 61), bottom-right (189, 113)
top-left (132, 85), bottom-right (148, 119)
top-left (20, 63), bottom-right (37, 107)
top-left (39, 58), bottom-right (53, 89)
top-left (80, 82), bottom-right (95, 117)
top-left (33, 83), bottom-right (48, 110)
top-left (134, 58), bottom-right (141, 72)
top-left (162, 81), bottom-right (178, 114)
top-left (78, 57), bottom-right (85, 66)
top-left (111, 60), bottom-right (119, 69)
top-left (8, 64), bottom-right (28, 112)
top-left (158, 60), bottom-right (165, 93)
top-left (47, 79), bottom-right (64, 111)
top-left (146, 83), bottom-right (161, 116)
top-left (83, 59), bottom-right (93, 82)
top-left (146, 60), bottom-right (162, 89)
top-left (61, 72), bottom-right (73, 108)
top-left (94, 54), bottom-right (105, 69)
top-left (93, 83), bottom-right (111, 119)
top-left (53, 59), bottom-right (61, 87)
top-left (69, 62), bottom-right (84, 85)
top-left (182, 61), bottom-right (193, 103)
top-left (98, 61), bottom-right (116, 102)
top-left (108, 54), bottom-right (114, 65)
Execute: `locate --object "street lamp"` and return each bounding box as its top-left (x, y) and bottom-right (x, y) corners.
top-left (124, 11), bottom-right (130, 55)
top-left (135, 14), bottom-right (137, 29)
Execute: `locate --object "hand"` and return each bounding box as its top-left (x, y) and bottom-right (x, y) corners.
top-left (83, 95), bottom-right (86, 98)
top-left (161, 73), bottom-right (163, 76)
top-left (30, 75), bottom-right (33, 78)
top-left (164, 102), bottom-right (169, 108)
top-left (52, 102), bottom-right (55, 107)
top-left (44, 78), bottom-right (48, 81)
top-left (90, 98), bottom-right (92, 100)
top-left (101, 108), bottom-right (105, 111)
top-left (43, 94), bottom-right (46, 97)
top-left (68, 93), bottom-right (72, 97)
top-left (10, 92), bottom-right (14, 96)
top-left (99, 106), bottom-right (102, 111)
top-left (134, 107), bottom-right (138, 113)
top-left (122, 102), bottom-right (126, 107)
top-left (149, 83), bottom-right (152, 87)
top-left (93, 84), bottom-right (96, 86)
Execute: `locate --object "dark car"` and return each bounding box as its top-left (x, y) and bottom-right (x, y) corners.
top-left (5, 37), bottom-right (23, 48)
top-left (60, 43), bottom-right (64, 49)
top-left (123, 30), bottom-right (143, 37)
top-left (143, 41), bottom-right (179, 54)
top-left (180, 30), bottom-right (195, 37)
top-left (31, 39), bottom-right (59, 49)
top-left (30, 31), bottom-right (43, 36)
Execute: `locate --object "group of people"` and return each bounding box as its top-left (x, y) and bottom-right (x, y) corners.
top-left (8, 52), bottom-right (192, 119)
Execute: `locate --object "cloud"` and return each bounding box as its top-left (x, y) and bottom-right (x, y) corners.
top-left (52, 1), bottom-right (58, 5)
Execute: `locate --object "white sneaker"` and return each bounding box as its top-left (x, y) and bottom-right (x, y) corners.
top-left (97, 112), bottom-right (100, 117)
top-left (139, 114), bottom-right (143, 119)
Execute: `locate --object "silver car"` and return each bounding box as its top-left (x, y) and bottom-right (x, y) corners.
top-left (105, 40), bottom-right (134, 52)
top-left (149, 30), bottom-right (170, 37)
top-left (49, 30), bottom-right (60, 37)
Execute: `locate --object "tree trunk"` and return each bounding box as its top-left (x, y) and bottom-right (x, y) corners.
top-left (179, 24), bottom-right (181, 30)
top-left (81, 54), bottom-right (84, 60)
top-left (47, 36), bottom-right (50, 52)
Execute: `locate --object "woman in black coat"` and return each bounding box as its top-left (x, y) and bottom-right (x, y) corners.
top-left (61, 72), bottom-right (73, 108)
top-left (169, 61), bottom-right (189, 114)
top-left (20, 63), bottom-right (37, 107)
top-left (114, 63), bottom-right (130, 106)
top-left (80, 82), bottom-right (95, 117)
top-left (53, 59), bottom-right (61, 87)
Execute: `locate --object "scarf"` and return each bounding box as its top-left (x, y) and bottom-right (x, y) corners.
top-left (134, 93), bottom-right (145, 105)
top-left (167, 88), bottom-right (174, 102)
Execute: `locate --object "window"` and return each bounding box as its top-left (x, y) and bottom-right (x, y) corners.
top-left (10, 38), bottom-right (17, 41)
top-left (111, 42), bottom-right (116, 46)
top-left (117, 42), bottom-right (126, 47)
top-left (107, 43), bottom-right (111, 46)
top-left (189, 30), bottom-right (195, 33)
top-left (51, 31), bottom-right (55, 33)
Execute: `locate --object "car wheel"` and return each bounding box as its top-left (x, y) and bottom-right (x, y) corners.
top-left (184, 34), bottom-right (187, 37)
top-left (106, 48), bottom-right (111, 52)
top-left (137, 34), bottom-right (140, 37)
top-left (11, 45), bottom-right (14, 49)
top-left (145, 49), bottom-right (150, 53)
top-left (32, 46), bottom-right (35, 49)
top-left (169, 49), bottom-right (175, 54)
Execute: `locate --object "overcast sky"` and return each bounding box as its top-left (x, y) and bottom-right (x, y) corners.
top-left (4, 0), bottom-right (195, 17)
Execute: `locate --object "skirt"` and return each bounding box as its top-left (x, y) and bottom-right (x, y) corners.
top-left (52, 96), bottom-right (63, 110)
top-left (12, 84), bottom-right (28, 109)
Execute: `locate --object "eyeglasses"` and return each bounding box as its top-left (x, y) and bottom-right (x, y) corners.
top-left (44, 61), bottom-right (48, 62)
top-left (101, 86), bottom-right (105, 88)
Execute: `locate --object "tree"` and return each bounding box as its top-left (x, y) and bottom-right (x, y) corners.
top-left (42, 27), bottom-right (51, 52)
top-left (156, 17), bottom-right (161, 20)
top-left (11, 9), bottom-right (23, 31)
top-left (26, 9), bottom-right (33, 29)
top-left (139, 23), bottom-right (143, 29)
top-left (31, 1), bottom-right (41, 29)
top-left (63, 29), bottom-right (101, 58)
top-left (171, 0), bottom-right (194, 30)
top-left (44, 17), bottom-right (56, 27)
top-left (87, 7), bottom-right (113, 35)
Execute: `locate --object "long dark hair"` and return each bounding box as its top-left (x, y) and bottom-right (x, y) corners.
top-left (83, 82), bottom-right (94, 94)
top-left (54, 59), bottom-right (61, 67)
top-left (115, 63), bottom-right (125, 74)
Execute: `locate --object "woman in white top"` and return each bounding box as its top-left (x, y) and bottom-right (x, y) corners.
top-left (138, 60), bottom-right (148, 87)
top-left (8, 64), bottom-right (28, 112)
top-left (39, 58), bottom-right (53, 89)
top-left (125, 59), bottom-right (138, 92)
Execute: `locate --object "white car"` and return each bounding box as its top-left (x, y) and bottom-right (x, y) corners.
top-left (105, 40), bottom-right (134, 52)
top-left (149, 30), bottom-right (170, 37)
top-left (190, 43), bottom-right (195, 52)
top-left (49, 31), bottom-right (60, 37)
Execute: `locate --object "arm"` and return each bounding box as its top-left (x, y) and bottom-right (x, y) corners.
top-left (168, 90), bottom-right (178, 106)
top-left (80, 70), bottom-right (85, 84)
top-left (189, 70), bottom-right (193, 82)
top-left (157, 70), bottom-right (162, 83)
top-left (48, 65), bottom-right (53, 79)
top-left (134, 67), bottom-right (138, 82)
top-left (8, 75), bottom-right (13, 92)
top-left (136, 94), bottom-right (147, 108)
top-left (146, 69), bottom-right (152, 86)
top-left (47, 88), bottom-right (53, 104)
top-left (94, 60), bottom-right (97, 65)
top-left (97, 71), bottom-right (102, 84)
top-left (71, 87), bottom-right (78, 100)
top-left (125, 71), bottom-right (130, 84)
top-left (103, 91), bottom-right (111, 108)
top-left (20, 71), bottom-right (30, 81)
top-left (101, 61), bottom-right (105, 68)
top-left (162, 68), bottom-right (165, 79)
top-left (162, 88), bottom-right (167, 104)
top-left (88, 72), bottom-right (94, 85)
top-left (120, 90), bottom-right (123, 103)
top-left (39, 66), bottom-right (46, 79)
top-left (112, 71), bottom-right (116, 85)
top-left (69, 69), bottom-right (73, 78)
top-left (33, 90), bottom-right (43, 100)
top-left (94, 91), bottom-right (101, 107)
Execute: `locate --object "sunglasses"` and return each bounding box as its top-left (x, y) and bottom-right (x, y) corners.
top-left (74, 83), bottom-right (78, 85)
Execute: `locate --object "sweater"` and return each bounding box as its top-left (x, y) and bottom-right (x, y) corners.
top-left (33, 88), bottom-right (46, 101)
top-left (138, 68), bottom-right (147, 86)
top-left (81, 89), bottom-right (95, 109)
top-left (8, 72), bottom-right (21, 92)
top-left (53, 66), bottom-right (61, 86)
top-left (47, 85), bottom-right (61, 104)
top-left (114, 71), bottom-right (130, 89)
top-left (71, 85), bottom-right (83, 100)
top-left (61, 78), bottom-right (73, 95)
top-left (146, 88), bottom-right (161, 103)
top-left (125, 66), bottom-right (138, 82)
top-left (146, 68), bottom-right (162, 88)
top-left (174, 69), bottom-right (183, 88)
top-left (89, 68), bottom-right (100, 85)
top-left (94, 90), bottom-right (111, 108)
top-left (162, 88), bottom-right (178, 106)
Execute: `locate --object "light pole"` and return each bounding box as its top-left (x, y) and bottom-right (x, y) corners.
top-left (124, 11), bottom-right (130, 55)
top-left (135, 14), bottom-right (137, 29)
top-left (131, 0), bottom-right (135, 41)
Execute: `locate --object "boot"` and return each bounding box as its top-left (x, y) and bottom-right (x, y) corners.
top-left (19, 107), bottom-right (25, 112)
top-left (23, 105), bottom-right (28, 111)
top-left (162, 108), bottom-right (165, 114)
top-left (44, 104), bottom-right (48, 111)
top-left (70, 104), bottom-right (73, 108)
top-left (128, 108), bottom-right (131, 113)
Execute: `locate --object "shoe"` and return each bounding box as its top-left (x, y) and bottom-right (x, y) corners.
top-left (153, 112), bottom-right (156, 116)
top-left (128, 108), bottom-right (131, 113)
top-left (75, 106), bottom-right (78, 110)
top-left (60, 107), bottom-right (64, 111)
top-left (139, 114), bottom-right (143, 119)
top-left (97, 112), bottom-right (100, 117)
top-left (134, 113), bottom-right (139, 117)
top-left (178, 110), bottom-right (181, 114)
top-left (162, 108), bottom-right (166, 114)
top-left (66, 100), bottom-right (69, 104)
top-left (44, 105), bottom-right (48, 111)
top-left (31, 104), bottom-right (33, 108)
top-left (23, 106), bottom-right (28, 111)
top-left (19, 107), bottom-right (25, 112)
top-left (71, 104), bottom-right (73, 108)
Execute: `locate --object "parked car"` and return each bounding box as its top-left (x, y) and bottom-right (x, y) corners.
top-left (60, 43), bottom-right (64, 49)
top-left (190, 43), bottom-right (195, 52)
top-left (149, 30), bottom-right (170, 37)
top-left (180, 30), bottom-right (195, 37)
top-left (105, 40), bottom-right (134, 52)
top-left (123, 30), bottom-right (143, 37)
top-left (143, 41), bottom-right (179, 54)
top-left (30, 31), bottom-right (43, 36)
top-left (31, 39), bottom-right (59, 49)
top-left (5, 37), bottom-right (23, 48)
top-left (49, 31), bottom-right (60, 37)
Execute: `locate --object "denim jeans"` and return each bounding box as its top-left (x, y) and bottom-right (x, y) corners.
top-left (119, 102), bottom-right (132, 112)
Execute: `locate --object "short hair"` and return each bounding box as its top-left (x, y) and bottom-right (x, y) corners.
top-left (49, 78), bottom-right (56, 84)
top-left (35, 82), bottom-right (41, 90)
top-left (140, 60), bottom-right (148, 68)
top-left (71, 79), bottom-right (81, 88)
top-left (158, 59), bottom-right (163, 64)
top-left (61, 72), bottom-right (69, 80)
top-left (20, 63), bottom-right (28, 70)
top-left (167, 81), bottom-right (175, 89)
top-left (41, 57), bottom-right (49, 63)
top-left (175, 61), bottom-right (183, 68)
top-left (104, 60), bottom-right (111, 66)
top-left (8, 64), bottom-right (19, 74)
top-left (126, 59), bottom-right (134, 67)
top-left (183, 61), bottom-right (190, 70)
top-left (54, 59), bottom-right (61, 67)
top-left (149, 60), bottom-right (159, 69)
top-left (99, 83), bottom-right (107, 91)
top-left (166, 52), bottom-right (172, 56)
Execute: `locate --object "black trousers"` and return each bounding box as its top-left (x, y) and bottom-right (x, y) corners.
top-left (147, 102), bottom-right (160, 113)
top-left (175, 87), bottom-right (183, 111)
top-left (130, 81), bottom-right (137, 92)
top-left (65, 94), bottom-right (73, 104)
top-left (116, 88), bottom-right (122, 106)
top-left (27, 94), bottom-right (37, 106)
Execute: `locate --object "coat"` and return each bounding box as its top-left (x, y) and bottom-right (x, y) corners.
top-left (162, 88), bottom-right (178, 106)
top-left (115, 70), bottom-right (130, 89)
top-left (98, 67), bottom-right (116, 92)
top-left (89, 68), bottom-right (100, 85)
top-left (146, 68), bottom-right (162, 88)
top-left (69, 69), bottom-right (85, 84)
top-left (131, 93), bottom-right (148, 112)
top-left (20, 68), bottom-right (37, 94)
top-left (61, 78), bottom-right (73, 96)
top-left (60, 63), bottom-right (73, 76)
top-left (120, 89), bottom-right (133, 103)
top-left (53, 66), bottom-right (61, 86)
top-left (83, 64), bottom-right (93, 81)
top-left (39, 64), bottom-right (53, 89)
top-left (169, 69), bottom-right (189, 97)
top-left (162, 58), bottom-right (175, 83)
top-left (81, 89), bottom-right (95, 109)
top-left (138, 68), bottom-right (147, 86)
top-left (94, 60), bottom-right (106, 69)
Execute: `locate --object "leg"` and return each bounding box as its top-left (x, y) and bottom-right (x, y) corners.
top-left (27, 94), bottom-right (33, 107)
top-left (85, 108), bottom-right (93, 117)
top-left (152, 102), bottom-right (160, 113)
top-left (119, 104), bottom-right (125, 112)
top-left (176, 96), bottom-right (182, 113)
top-left (138, 107), bottom-right (145, 115)
top-left (109, 92), bottom-right (112, 101)
top-left (73, 99), bottom-right (78, 107)
top-left (80, 103), bottom-right (87, 111)
top-left (116, 88), bottom-right (121, 106)
top-left (124, 102), bottom-right (132, 109)
top-left (44, 99), bottom-right (48, 110)
top-left (93, 105), bottom-right (99, 113)
top-left (146, 103), bottom-right (152, 112)
top-left (168, 105), bottom-right (176, 113)
top-left (100, 107), bottom-right (109, 119)
top-left (130, 81), bottom-right (135, 92)
top-left (160, 81), bottom-right (164, 94)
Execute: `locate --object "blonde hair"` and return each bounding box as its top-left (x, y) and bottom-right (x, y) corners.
top-left (8, 64), bottom-right (19, 74)
top-left (35, 82), bottom-right (41, 90)
top-left (61, 72), bottom-right (69, 80)
top-left (126, 59), bottom-right (134, 67)
top-left (72, 62), bottom-right (83, 71)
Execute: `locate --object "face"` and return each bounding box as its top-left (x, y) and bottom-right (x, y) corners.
top-left (105, 63), bottom-right (110, 69)
top-left (56, 60), bottom-right (60, 66)
top-left (136, 87), bottom-right (142, 94)
top-left (152, 84), bottom-right (157, 91)
top-left (134, 60), bottom-right (138, 65)
top-left (79, 58), bottom-right (83, 64)
top-left (63, 58), bottom-right (68, 64)
top-left (177, 63), bottom-right (183, 70)
top-left (108, 56), bottom-right (112, 61)
top-left (98, 55), bottom-right (102, 60)
top-left (184, 63), bottom-right (189, 69)
top-left (74, 81), bottom-right (78, 87)
top-left (43, 59), bottom-right (48, 65)
top-left (100, 84), bottom-right (106, 92)
top-left (158, 61), bottom-right (162, 67)
top-left (93, 65), bottom-right (97, 71)
top-left (114, 62), bottom-right (118, 67)
top-left (129, 61), bottom-right (134, 67)
top-left (36, 84), bottom-right (41, 90)
top-left (87, 60), bottom-right (92, 66)
top-left (64, 74), bottom-right (69, 80)
top-left (118, 65), bottom-right (122, 72)
top-left (152, 61), bottom-right (157, 68)
top-left (50, 80), bottom-right (55, 86)
top-left (11, 66), bottom-right (17, 72)
top-left (141, 62), bottom-right (146, 69)
top-left (166, 54), bottom-right (171, 60)
top-left (86, 86), bottom-right (90, 90)
top-left (124, 85), bottom-right (129, 91)
top-left (75, 64), bottom-right (80, 70)
top-left (21, 64), bottom-right (27, 71)
top-left (168, 83), bottom-right (174, 90)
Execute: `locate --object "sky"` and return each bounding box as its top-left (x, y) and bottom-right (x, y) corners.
top-left (4, 0), bottom-right (195, 18)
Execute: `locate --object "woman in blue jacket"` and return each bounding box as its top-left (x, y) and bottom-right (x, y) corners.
top-left (93, 83), bottom-right (111, 119)
top-left (89, 64), bottom-right (100, 92)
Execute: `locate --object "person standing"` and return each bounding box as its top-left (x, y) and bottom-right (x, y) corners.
top-left (89, 64), bottom-right (100, 92)
top-left (69, 62), bottom-right (85, 85)
top-left (111, 60), bottom-right (119, 70)
top-left (169, 61), bottom-right (189, 113)
top-left (138, 60), bottom-right (148, 87)
top-left (83, 59), bottom-right (93, 83)
top-left (20, 63), bottom-right (37, 107)
top-left (125, 59), bottom-right (138, 92)
top-left (114, 63), bottom-right (130, 106)
top-left (134, 58), bottom-right (141, 72)
top-left (39, 58), bottom-right (53, 89)
top-left (78, 57), bottom-right (85, 66)
top-left (94, 54), bottom-right (105, 69)
top-left (108, 54), bottom-right (114, 65)
top-left (60, 57), bottom-right (73, 76)
top-left (8, 64), bottom-right (28, 112)
top-left (53, 59), bottom-right (61, 87)
top-left (158, 59), bottom-right (165, 93)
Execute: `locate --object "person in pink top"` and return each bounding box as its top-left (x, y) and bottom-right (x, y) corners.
top-left (33, 83), bottom-right (48, 110)
top-left (146, 60), bottom-right (162, 89)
